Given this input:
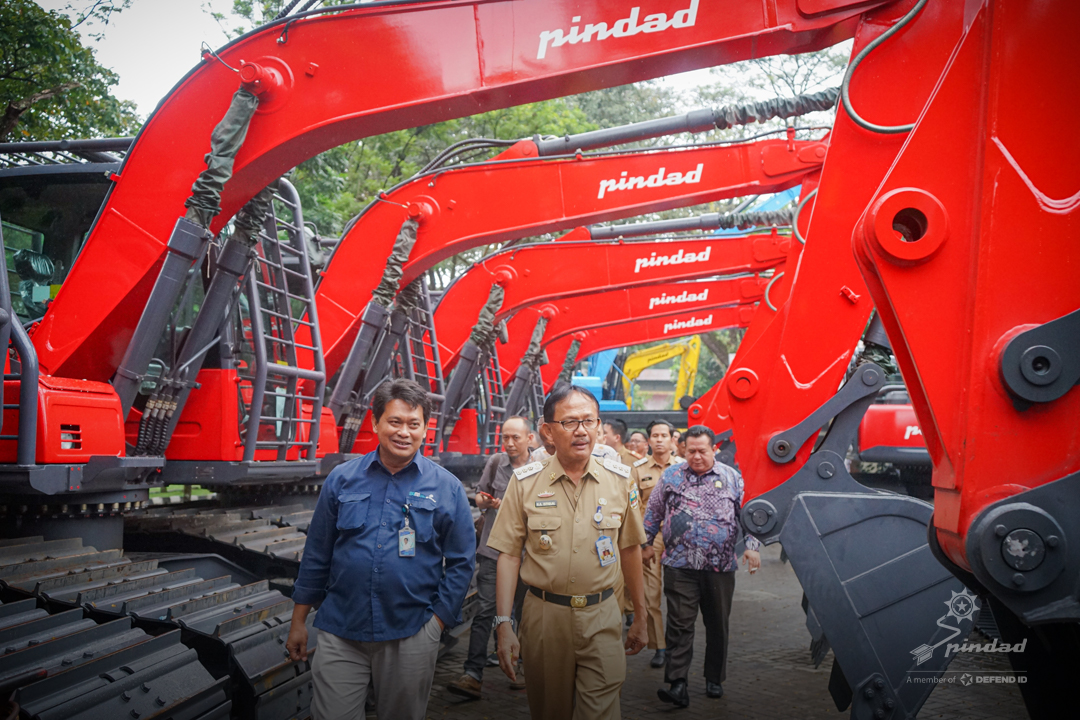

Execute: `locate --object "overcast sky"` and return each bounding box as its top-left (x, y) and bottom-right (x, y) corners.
top-left (38, 1), bottom-right (241, 117)
top-left (37, 0), bottom-right (714, 120)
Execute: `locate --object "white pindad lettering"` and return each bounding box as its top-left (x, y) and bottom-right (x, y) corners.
top-left (904, 425), bottom-right (923, 441)
top-left (648, 288), bottom-right (709, 310)
top-left (598, 164), bottom-right (704, 200)
top-left (662, 314), bottom-right (713, 335)
top-left (634, 245), bottom-right (711, 274)
top-left (537, 0), bottom-right (700, 60)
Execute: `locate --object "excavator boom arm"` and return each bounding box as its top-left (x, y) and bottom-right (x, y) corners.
top-left (317, 137), bottom-right (821, 374)
top-left (33, 0), bottom-right (876, 383)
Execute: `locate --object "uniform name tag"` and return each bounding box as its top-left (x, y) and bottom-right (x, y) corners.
top-left (603, 457), bottom-right (631, 478)
top-left (633, 456), bottom-right (650, 468)
top-left (596, 535), bottom-right (617, 567)
top-left (535, 500), bottom-right (557, 508)
top-left (515, 461), bottom-right (544, 480)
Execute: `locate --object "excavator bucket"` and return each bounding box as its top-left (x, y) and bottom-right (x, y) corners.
top-left (741, 364), bottom-right (977, 719)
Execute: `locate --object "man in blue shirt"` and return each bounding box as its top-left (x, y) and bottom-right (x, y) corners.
top-left (286, 379), bottom-right (475, 720)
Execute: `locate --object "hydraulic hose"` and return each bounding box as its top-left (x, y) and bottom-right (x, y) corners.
top-left (840, 0), bottom-right (928, 134)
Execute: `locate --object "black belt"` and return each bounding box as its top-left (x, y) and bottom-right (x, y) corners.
top-left (528, 585), bottom-right (614, 608)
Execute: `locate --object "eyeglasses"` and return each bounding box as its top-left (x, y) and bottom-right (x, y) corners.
top-left (553, 417), bottom-right (599, 431)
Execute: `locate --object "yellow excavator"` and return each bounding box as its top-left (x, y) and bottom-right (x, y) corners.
top-left (616, 336), bottom-right (701, 411)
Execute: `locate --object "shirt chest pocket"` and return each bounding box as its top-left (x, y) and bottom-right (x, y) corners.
top-left (337, 492), bottom-right (371, 532)
top-left (638, 476), bottom-right (657, 490)
top-left (408, 496), bottom-right (438, 543)
top-left (527, 515), bottom-right (562, 555)
top-left (596, 514), bottom-right (623, 540)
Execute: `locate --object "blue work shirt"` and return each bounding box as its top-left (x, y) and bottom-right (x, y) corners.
top-left (292, 450), bottom-right (476, 642)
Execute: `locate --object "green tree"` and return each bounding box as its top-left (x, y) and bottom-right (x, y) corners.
top-left (0, 0), bottom-right (139, 140)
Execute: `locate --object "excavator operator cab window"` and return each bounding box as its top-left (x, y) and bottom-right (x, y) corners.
top-left (0, 142), bottom-right (124, 324)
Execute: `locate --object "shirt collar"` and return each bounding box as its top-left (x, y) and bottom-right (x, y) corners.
top-left (648, 454), bottom-right (676, 470)
top-left (682, 460), bottom-right (721, 482)
top-left (546, 455), bottom-right (602, 485)
top-left (367, 447), bottom-right (420, 477)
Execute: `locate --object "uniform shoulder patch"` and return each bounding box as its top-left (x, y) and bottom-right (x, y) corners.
top-left (633, 456), bottom-right (650, 468)
top-left (603, 457), bottom-right (631, 478)
top-left (513, 461), bottom-right (543, 480)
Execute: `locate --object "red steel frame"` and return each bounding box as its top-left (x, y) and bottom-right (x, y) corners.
top-left (695, 0), bottom-right (969, 505)
top-left (853, 0), bottom-right (1080, 578)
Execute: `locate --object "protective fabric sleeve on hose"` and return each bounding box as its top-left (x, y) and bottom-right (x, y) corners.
top-left (392, 277), bottom-right (424, 314)
top-left (468, 284), bottom-right (505, 348)
top-left (713, 87), bottom-right (839, 130)
top-left (371, 218), bottom-right (419, 307)
top-left (521, 316), bottom-right (550, 370)
top-left (558, 339), bottom-right (581, 384)
top-left (716, 208), bottom-right (794, 230)
top-left (230, 185), bottom-right (276, 248)
top-left (184, 88), bottom-right (260, 228)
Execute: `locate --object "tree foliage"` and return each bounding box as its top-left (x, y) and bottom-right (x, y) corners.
top-left (0, 0), bottom-right (139, 140)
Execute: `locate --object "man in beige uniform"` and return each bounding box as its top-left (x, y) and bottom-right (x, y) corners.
top-left (630, 419), bottom-right (682, 668)
top-left (488, 385), bottom-right (648, 720)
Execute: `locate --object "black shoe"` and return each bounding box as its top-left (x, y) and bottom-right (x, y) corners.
top-left (625, 613), bottom-right (634, 628)
top-left (657, 680), bottom-right (690, 708)
top-left (650, 649), bottom-right (667, 668)
top-left (485, 652), bottom-right (499, 667)
top-left (706, 681), bottom-right (724, 698)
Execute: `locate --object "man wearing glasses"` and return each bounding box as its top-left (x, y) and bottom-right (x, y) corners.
top-left (487, 384), bottom-right (649, 720)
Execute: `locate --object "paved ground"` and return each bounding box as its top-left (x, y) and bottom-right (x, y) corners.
top-left (422, 545), bottom-right (1028, 719)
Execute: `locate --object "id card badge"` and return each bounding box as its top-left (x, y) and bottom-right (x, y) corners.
top-left (596, 535), bottom-right (617, 567)
top-left (399, 518), bottom-right (416, 557)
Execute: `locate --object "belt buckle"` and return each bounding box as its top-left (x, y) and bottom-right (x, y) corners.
top-left (570, 595), bottom-right (587, 608)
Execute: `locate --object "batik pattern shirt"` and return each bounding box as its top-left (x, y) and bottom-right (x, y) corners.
top-left (642, 461), bottom-right (761, 572)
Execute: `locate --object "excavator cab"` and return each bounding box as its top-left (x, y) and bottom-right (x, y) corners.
top-left (0, 139), bottom-right (128, 323)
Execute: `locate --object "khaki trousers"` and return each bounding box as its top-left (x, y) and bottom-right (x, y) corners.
top-left (311, 615), bottom-right (441, 720)
top-left (519, 591), bottom-right (625, 720)
top-left (643, 532), bottom-right (666, 649)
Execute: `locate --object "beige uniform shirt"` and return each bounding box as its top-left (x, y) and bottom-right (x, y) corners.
top-left (629, 454), bottom-right (682, 526)
top-left (617, 446), bottom-right (640, 469)
top-left (487, 455), bottom-right (646, 596)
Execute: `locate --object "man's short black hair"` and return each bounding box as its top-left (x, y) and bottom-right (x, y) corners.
top-left (684, 424), bottom-right (715, 444)
top-left (603, 418), bottom-right (628, 443)
top-left (646, 419), bottom-right (675, 437)
top-left (505, 415), bottom-right (534, 432)
top-left (372, 378), bottom-right (432, 424)
top-left (543, 383), bottom-right (600, 423)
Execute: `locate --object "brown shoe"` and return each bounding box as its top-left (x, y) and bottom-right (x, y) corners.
top-left (447, 673), bottom-right (483, 700)
top-left (509, 663), bottom-right (526, 690)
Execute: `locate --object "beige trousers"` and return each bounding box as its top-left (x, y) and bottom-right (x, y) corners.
top-left (311, 614), bottom-right (441, 720)
top-left (519, 591), bottom-right (625, 720)
top-left (644, 532), bottom-right (666, 649)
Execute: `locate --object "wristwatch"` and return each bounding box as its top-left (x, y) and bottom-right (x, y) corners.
top-left (492, 615), bottom-right (513, 629)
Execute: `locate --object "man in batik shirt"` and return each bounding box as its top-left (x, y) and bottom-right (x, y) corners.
top-left (641, 425), bottom-right (762, 708)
